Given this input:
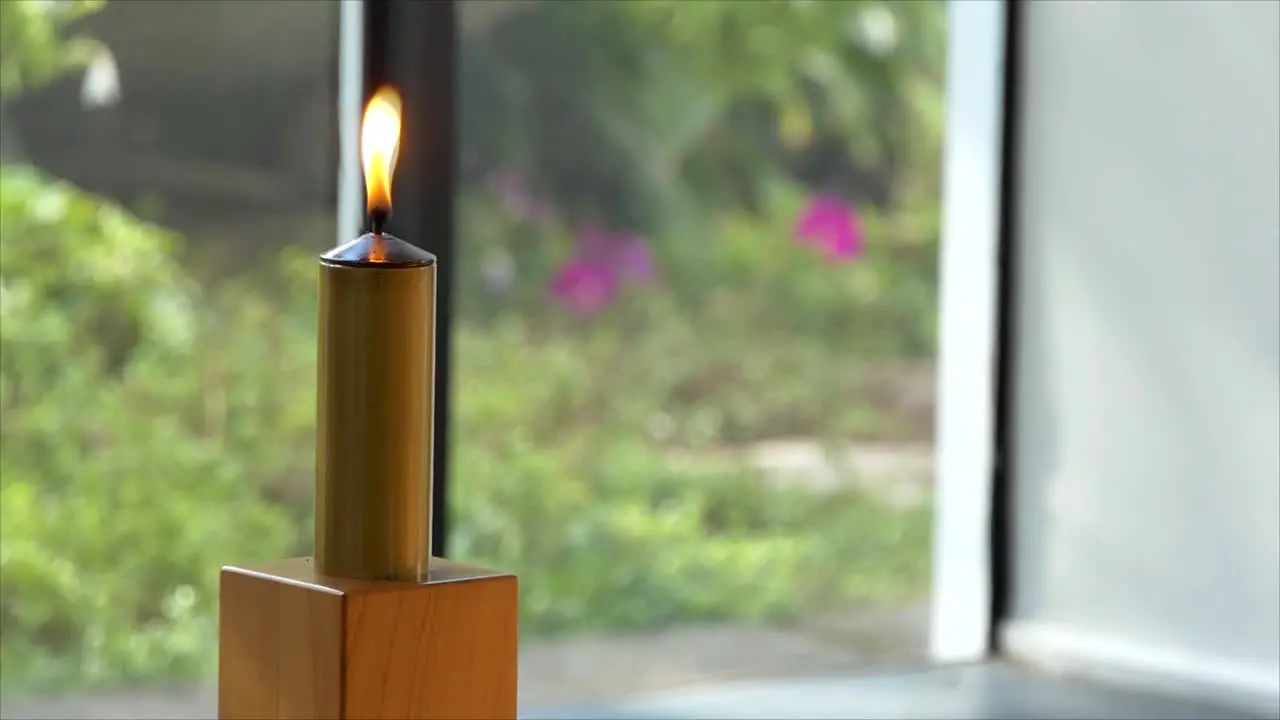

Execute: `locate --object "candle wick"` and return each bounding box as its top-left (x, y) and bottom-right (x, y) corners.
top-left (369, 208), bottom-right (390, 235)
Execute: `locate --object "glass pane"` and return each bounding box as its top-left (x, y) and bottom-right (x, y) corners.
top-left (0, 0), bottom-right (336, 714)
top-left (453, 0), bottom-right (947, 713)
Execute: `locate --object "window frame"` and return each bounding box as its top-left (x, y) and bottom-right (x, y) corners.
top-left (352, 0), bottom-right (458, 557)
top-left (930, 0), bottom-right (1016, 663)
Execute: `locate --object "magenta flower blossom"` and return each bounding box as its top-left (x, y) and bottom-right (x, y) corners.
top-left (612, 236), bottom-right (656, 283)
top-left (794, 195), bottom-right (865, 262)
top-left (549, 225), bottom-right (658, 315)
top-left (550, 258), bottom-right (617, 316)
top-left (578, 225), bottom-right (656, 283)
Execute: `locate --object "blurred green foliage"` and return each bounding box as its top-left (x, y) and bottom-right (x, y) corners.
top-left (461, 0), bottom-right (945, 230)
top-left (451, 316), bottom-right (932, 637)
top-left (0, 0), bottom-right (105, 102)
top-left (0, 0), bottom-right (942, 693)
top-left (0, 167), bottom-right (298, 689)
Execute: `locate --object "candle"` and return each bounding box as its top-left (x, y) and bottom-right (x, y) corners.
top-left (315, 86), bottom-right (437, 581)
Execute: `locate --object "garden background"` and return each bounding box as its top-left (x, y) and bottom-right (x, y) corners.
top-left (0, 0), bottom-right (946, 695)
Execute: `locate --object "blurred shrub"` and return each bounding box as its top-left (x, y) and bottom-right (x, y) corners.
top-left (457, 0), bottom-right (945, 404)
top-left (460, 0), bottom-right (946, 233)
top-left (0, 167), bottom-right (296, 690)
top-left (0, 1), bottom-right (297, 690)
top-left (451, 318), bottom-right (931, 636)
top-left (0, 0), bottom-right (105, 102)
top-left (456, 177), bottom-right (936, 442)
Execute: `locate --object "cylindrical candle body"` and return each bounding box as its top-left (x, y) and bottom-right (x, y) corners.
top-left (315, 233), bottom-right (437, 581)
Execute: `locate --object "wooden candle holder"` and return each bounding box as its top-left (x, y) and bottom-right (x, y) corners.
top-left (218, 557), bottom-right (518, 720)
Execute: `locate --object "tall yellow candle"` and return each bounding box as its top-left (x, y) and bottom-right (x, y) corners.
top-left (314, 86), bottom-right (437, 581)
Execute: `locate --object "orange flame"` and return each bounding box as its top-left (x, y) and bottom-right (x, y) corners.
top-left (361, 86), bottom-right (402, 220)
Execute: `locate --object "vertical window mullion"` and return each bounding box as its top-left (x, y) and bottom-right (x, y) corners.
top-left (353, 0), bottom-right (458, 558)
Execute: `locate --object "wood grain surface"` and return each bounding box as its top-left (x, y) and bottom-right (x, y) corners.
top-left (218, 557), bottom-right (518, 719)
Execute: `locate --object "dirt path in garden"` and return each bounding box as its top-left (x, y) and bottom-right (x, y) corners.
top-left (669, 438), bottom-right (935, 509)
top-left (668, 358), bottom-right (937, 507)
top-left (747, 439), bottom-right (935, 507)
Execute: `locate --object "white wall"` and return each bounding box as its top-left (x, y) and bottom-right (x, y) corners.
top-left (1003, 0), bottom-right (1280, 711)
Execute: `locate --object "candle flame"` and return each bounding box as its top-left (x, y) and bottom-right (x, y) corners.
top-left (361, 86), bottom-right (402, 222)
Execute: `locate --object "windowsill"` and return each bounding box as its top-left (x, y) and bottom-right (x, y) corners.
top-left (523, 662), bottom-right (1275, 720)
top-left (2, 662), bottom-right (1269, 720)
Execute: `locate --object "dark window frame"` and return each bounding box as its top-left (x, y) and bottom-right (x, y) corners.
top-left (361, 0), bottom-right (457, 558)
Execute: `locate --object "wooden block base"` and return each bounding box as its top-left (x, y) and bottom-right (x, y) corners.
top-left (218, 557), bottom-right (518, 720)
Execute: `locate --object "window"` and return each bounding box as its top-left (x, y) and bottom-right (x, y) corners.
top-left (0, 1), bottom-right (1013, 717)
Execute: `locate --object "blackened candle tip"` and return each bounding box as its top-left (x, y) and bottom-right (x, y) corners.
top-left (322, 232), bottom-right (436, 268)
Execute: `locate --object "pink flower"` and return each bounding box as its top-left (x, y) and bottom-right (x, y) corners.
top-left (550, 225), bottom-right (658, 316)
top-left (612, 236), bottom-right (656, 283)
top-left (578, 226), bottom-right (655, 283)
top-left (794, 195), bottom-right (864, 262)
top-left (550, 258), bottom-right (617, 316)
